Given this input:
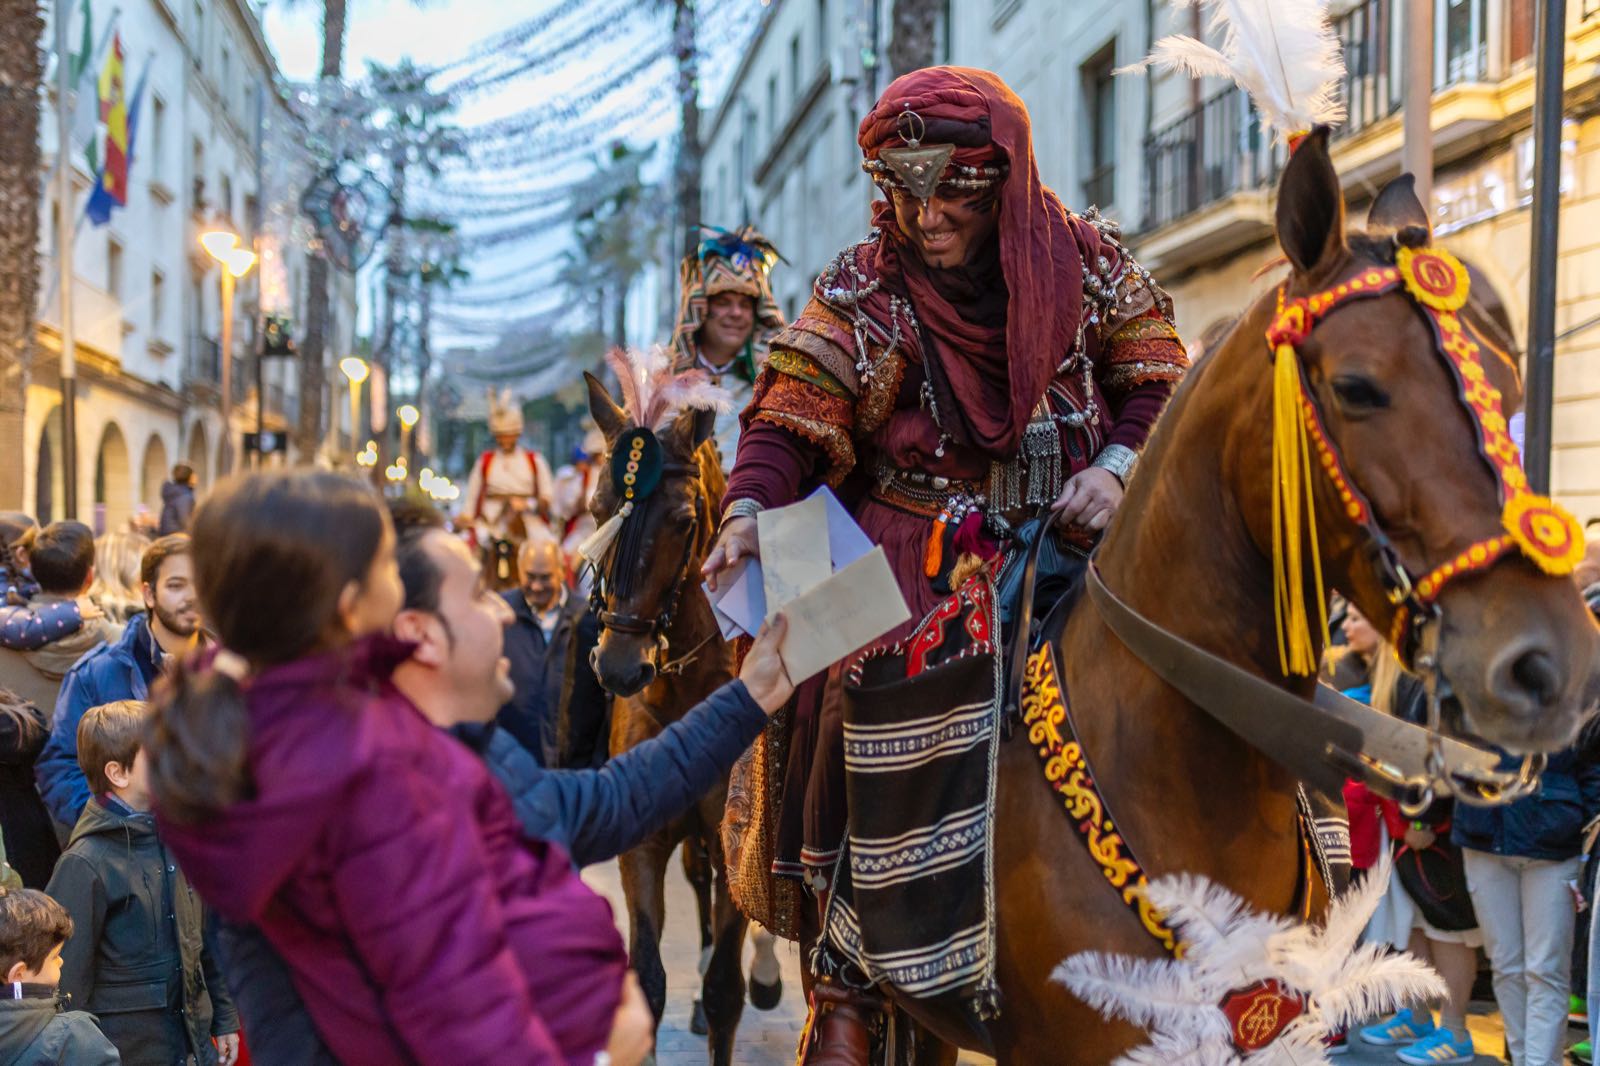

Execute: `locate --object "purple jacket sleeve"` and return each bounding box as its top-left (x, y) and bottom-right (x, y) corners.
top-left (329, 758), bottom-right (567, 1064)
top-left (0, 600), bottom-right (83, 651)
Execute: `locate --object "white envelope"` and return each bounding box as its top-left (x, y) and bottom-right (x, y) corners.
top-left (703, 486), bottom-right (885, 641)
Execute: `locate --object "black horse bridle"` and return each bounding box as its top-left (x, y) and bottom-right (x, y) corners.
top-left (586, 458), bottom-right (716, 675)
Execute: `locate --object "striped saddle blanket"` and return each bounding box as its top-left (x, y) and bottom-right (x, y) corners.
top-left (823, 573), bottom-right (1004, 1014)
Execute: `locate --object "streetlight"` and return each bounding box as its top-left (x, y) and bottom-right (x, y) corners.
top-left (397, 403), bottom-right (420, 469)
top-left (199, 225), bottom-right (256, 474)
top-left (340, 357), bottom-right (370, 457)
top-left (356, 439), bottom-right (378, 468)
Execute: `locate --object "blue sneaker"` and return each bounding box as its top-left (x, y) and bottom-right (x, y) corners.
top-left (1358, 1008), bottom-right (1437, 1046)
top-left (1395, 1028), bottom-right (1474, 1064)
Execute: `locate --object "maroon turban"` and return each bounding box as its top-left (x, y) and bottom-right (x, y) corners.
top-left (858, 67), bottom-right (1101, 460)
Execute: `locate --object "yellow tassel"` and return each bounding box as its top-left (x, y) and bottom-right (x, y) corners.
top-left (1270, 343), bottom-right (1329, 676)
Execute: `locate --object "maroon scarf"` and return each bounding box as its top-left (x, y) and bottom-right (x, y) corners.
top-left (858, 67), bottom-right (1098, 459)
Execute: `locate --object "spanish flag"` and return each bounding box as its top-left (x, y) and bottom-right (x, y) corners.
top-left (86, 35), bottom-right (147, 227)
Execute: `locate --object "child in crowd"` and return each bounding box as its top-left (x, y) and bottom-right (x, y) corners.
top-left (142, 470), bottom-right (651, 1066)
top-left (0, 514), bottom-right (84, 651)
top-left (0, 886), bottom-right (119, 1064)
top-left (47, 700), bottom-right (239, 1066)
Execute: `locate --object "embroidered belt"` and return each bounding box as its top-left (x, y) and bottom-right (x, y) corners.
top-left (869, 460), bottom-right (982, 517)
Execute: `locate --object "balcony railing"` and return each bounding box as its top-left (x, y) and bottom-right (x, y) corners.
top-left (188, 334), bottom-right (221, 383)
top-left (1142, 87), bottom-right (1283, 233)
top-left (1142, 0), bottom-right (1491, 233)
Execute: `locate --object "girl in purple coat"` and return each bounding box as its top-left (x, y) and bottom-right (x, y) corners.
top-left (141, 471), bottom-right (647, 1066)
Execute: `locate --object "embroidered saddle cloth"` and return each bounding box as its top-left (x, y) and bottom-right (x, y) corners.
top-left (823, 573), bottom-right (1004, 1012)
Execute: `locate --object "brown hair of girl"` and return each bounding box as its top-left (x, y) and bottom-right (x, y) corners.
top-left (143, 470), bottom-right (389, 824)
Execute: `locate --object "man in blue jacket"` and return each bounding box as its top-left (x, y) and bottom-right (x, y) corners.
top-left (1453, 735), bottom-right (1600, 1066)
top-left (217, 512), bottom-right (793, 1064)
top-left (34, 534), bottom-right (199, 826)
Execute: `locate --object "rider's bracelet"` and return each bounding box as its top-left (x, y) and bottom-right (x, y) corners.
top-left (724, 498), bottom-right (764, 523)
top-left (1091, 443), bottom-right (1138, 485)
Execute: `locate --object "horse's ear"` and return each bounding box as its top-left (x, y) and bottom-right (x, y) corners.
top-left (585, 372), bottom-right (627, 442)
top-left (663, 405), bottom-right (716, 457)
top-left (1274, 126), bottom-right (1347, 277)
top-left (1367, 173), bottom-right (1432, 244)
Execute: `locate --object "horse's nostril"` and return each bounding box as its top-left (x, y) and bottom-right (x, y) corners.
top-left (1510, 649), bottom-right (1562, 708)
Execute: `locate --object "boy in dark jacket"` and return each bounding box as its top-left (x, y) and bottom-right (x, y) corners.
top-left (0, 886), bottom-right (119, 1065)
top-left (47, 700), bottom-right (239, 1066)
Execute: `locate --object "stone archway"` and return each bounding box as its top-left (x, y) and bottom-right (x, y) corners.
top-left (34, 405), bottom-right (63, 524)
top-left (141, 433), bottom-right (170, 516)
top-left (185, 422), bottom-right (210, 486)
top-left (94, 423), bottom-right (132, 533)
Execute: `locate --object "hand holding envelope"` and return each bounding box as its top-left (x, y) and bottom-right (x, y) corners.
top-left (704, 488), bottom-right (911, 683)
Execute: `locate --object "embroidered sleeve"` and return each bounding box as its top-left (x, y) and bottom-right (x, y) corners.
top-left (767, 297), bottom-right (862, 396)
top-left (1100, 307), bottom-right (1189, 396)
top-left (743, 357), bottom-right (857, 485)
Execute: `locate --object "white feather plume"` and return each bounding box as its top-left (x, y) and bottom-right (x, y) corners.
top-left (1126, 0), bottom-right (1346, 140)
top-left (1055, 854), bottom-right (1440, 1064)
top-left (603, 345), bottom-right (732, 432)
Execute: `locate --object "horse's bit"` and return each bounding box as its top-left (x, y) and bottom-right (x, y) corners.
top-left (1262, 244), bottom-right (1584, 809)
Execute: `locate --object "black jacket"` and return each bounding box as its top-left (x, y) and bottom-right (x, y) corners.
top-left (157, 482), bottom-right (194, 536)
top-left (46, 799), bottom-right (238, 1065)
top-left (496, 590), bottom-right (608, 766)
top-left (0, 985), bottom-right (119, 1066)
top-left (0, 701), bottom-right (58, 888)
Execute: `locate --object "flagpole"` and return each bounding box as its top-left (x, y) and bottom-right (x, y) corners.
top-left (54, 0), bottom-right (79, 520)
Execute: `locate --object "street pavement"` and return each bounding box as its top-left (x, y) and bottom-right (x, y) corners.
top-left (583, 848), bottom-right (1583, 1065)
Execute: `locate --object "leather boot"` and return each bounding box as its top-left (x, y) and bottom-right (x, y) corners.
top-left (802, 978), bottom-right (882, 1066)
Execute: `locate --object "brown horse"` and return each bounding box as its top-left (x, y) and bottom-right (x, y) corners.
top-left (867, 131), bottom-right (1599, 1062)
top-left (580, 375), bottom-right (757, 1066)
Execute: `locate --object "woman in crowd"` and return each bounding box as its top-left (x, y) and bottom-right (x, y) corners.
top-left (1333, 605), bottom-right (1483, 1064)
top-left (141, 470), bottom-right (650, 1066)
top-left (89, 529), bottom-right (151, 624)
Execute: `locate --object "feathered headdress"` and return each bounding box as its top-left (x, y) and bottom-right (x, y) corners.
top-left (1126, 0), bottom-right (1345, 143)
top-left (576, 347), bottom-right (732, 570)
top-left (603, 345), bottom-right (731, 432)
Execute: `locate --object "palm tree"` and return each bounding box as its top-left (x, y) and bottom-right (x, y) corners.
top-left (290, 0), bottom-right (349, 461)
top-left (0, 0), bottom-right (45, 508)
top-left (888, 0), bottom-right (941, 76)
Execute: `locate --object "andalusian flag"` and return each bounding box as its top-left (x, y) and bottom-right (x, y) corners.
top-left (86, 38), bottom-right (148, 227)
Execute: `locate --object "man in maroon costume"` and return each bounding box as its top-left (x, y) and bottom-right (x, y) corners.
top-left (703, 67), bottom-right (1188, 1061)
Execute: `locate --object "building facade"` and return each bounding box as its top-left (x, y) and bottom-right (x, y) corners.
top-left (1130, 0), bottom-right (1600, 523)
top-left (26, 0), bottom-right (356, 531)
top-left (699, 0), bottom-right (921, 321)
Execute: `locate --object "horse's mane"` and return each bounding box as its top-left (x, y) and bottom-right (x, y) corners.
top-left (604, 346), bottom-right (731, 432)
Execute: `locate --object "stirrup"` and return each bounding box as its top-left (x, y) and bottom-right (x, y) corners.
top-left (798, 979), bottom-right (884, 1066)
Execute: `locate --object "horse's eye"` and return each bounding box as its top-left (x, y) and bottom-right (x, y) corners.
top-left (1331, 375), bottom-right (1390, 413)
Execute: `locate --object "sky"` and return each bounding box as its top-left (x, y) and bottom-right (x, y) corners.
top-left (257, 0), bottom-right (763, 370)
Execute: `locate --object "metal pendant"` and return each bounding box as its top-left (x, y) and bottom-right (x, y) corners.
top-left (879, 143), bottom-right (957, 206)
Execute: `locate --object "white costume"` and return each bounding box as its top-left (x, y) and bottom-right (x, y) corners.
top-left (464, 390), bottom-right (555, 546)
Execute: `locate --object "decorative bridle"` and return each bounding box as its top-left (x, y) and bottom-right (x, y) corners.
top-left (1263, 243), bottom-right (1586, 805)
top-left (581, 425), bottom-right (716, 676)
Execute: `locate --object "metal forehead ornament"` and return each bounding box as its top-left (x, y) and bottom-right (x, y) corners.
top-left (877, 106), bottom-right (956, 208)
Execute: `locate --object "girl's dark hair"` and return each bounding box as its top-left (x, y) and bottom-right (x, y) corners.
top-left (0, 688), bottom-right (42, 749)
top-left (144, 471), bottom-right (389, 824)
top-left (0, 512), bottom-right (37, 597)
